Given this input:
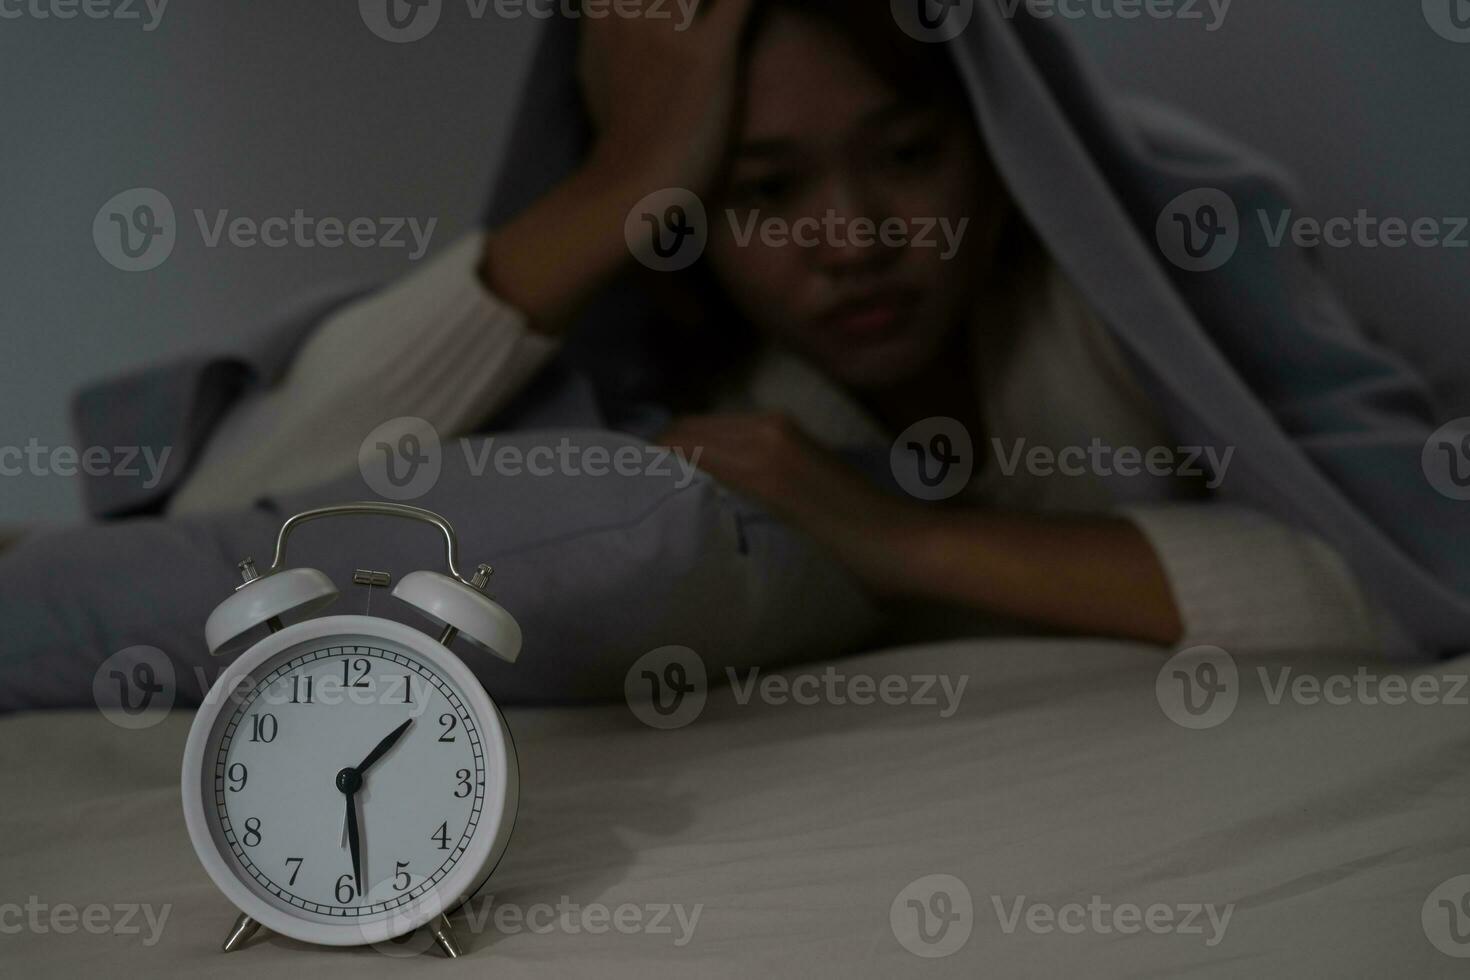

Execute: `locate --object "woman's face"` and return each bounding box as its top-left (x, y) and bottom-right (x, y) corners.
top-left (706, 10), bottom-right (1008, 391)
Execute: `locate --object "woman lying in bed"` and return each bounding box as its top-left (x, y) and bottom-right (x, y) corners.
top-left (4, 0), bottom-right (1464, 710)
top-left (169, 0), bottom-right (1435, 654)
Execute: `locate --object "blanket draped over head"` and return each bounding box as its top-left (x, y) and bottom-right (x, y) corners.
top-left (75, 7), bottom-right (1470, 656)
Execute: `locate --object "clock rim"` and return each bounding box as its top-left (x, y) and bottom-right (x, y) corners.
top-left (181, 614), bottom-right (517, 948)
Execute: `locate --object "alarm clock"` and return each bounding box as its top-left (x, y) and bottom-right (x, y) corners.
top-left (181, 502), bottom-right (523, 958)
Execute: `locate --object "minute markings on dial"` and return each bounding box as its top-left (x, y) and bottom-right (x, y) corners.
top-left (210, 646), bottom-right (486, 917)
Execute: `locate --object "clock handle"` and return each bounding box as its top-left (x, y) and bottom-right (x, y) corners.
top-left (266, 502), bottom-right (483, 586)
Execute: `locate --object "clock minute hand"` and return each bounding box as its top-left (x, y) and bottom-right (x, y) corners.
top-left (344, 791), bottom-right (362, 897)
top-left (355, 718), bottom-right (414, 776)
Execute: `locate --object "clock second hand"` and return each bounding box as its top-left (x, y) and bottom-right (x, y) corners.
top-left (336, 718), bottom-right (415, 896)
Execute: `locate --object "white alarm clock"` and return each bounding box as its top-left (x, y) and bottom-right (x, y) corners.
top-left (181, 502), bottom-right (523, 958)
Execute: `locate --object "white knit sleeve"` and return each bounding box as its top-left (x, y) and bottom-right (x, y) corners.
top-left (167, 232), bottom-right (559, 515)
top-left (1121, 503), bottom-right (1418, 659)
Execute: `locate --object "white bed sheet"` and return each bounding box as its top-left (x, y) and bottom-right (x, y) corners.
top-left (3, 638), bottom-right (1469, 977)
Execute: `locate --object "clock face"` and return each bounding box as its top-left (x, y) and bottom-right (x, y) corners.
top-left (199, 636), bottom-right (492, 923)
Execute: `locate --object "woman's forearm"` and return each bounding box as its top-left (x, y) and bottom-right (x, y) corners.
top-left (656, 415), bottom-right (1185, 647)
top-left (479, 158), bottom-right (649, 335)
top-left (886, 511), bottom-right (1184, 646)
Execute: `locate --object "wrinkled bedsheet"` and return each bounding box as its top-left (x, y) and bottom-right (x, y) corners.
top-left (3, 638), bottom-right (1469, 977)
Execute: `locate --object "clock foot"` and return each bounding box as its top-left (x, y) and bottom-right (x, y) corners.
top-left (221, 913), bottom-right (261, 952)
top-left (430, 914), bottom-right (462, 958)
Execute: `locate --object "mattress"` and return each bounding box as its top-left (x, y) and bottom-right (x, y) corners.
top-left (4, 638), bottom-right (1469, 977)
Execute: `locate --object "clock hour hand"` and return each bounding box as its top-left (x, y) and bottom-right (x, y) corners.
top-left (355, 718), bottom-right (414, 775)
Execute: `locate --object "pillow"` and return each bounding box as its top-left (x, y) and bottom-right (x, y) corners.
top-left (0, 429), bottom-right (881, 712)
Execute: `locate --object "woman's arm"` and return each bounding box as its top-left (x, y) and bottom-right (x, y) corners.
top-left (658, 413), bottom-right (1404, 654)
top-left (170, 4), bottom-right (756, 513)
top-left (478, 164), bottom-right (652, 334)
top-left (1122, 504), bottom-right (1416, 657)
top-left (886, 510), bottom-right (1183, 646)
top-left (658, 413), bottom-right (1182, 644)
top-left (480, 0), bottom-right (754, 332)
top-left (167, 235), bottom-right (559, 514)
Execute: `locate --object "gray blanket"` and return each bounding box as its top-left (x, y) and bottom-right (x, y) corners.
top-left (66, 9), bottom-right (1470, 659)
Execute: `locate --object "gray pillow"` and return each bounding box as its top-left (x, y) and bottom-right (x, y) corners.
top-left (0, 428), bottom-right (880, 712)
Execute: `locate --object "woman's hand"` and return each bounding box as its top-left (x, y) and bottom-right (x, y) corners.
top-left (658, 413), bottom-right (1185, 645)
top-left (579, 0), bottom-right (756, 194)
top-left (658, 413), bottom-right (925, 596)
top-left (480, 0), bottom-right (755, 334)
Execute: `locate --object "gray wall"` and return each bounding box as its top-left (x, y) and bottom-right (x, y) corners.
top-left (2, 1), bottom-right (1466, 522)
top-left (1, 2), bottom-right (538, 522)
